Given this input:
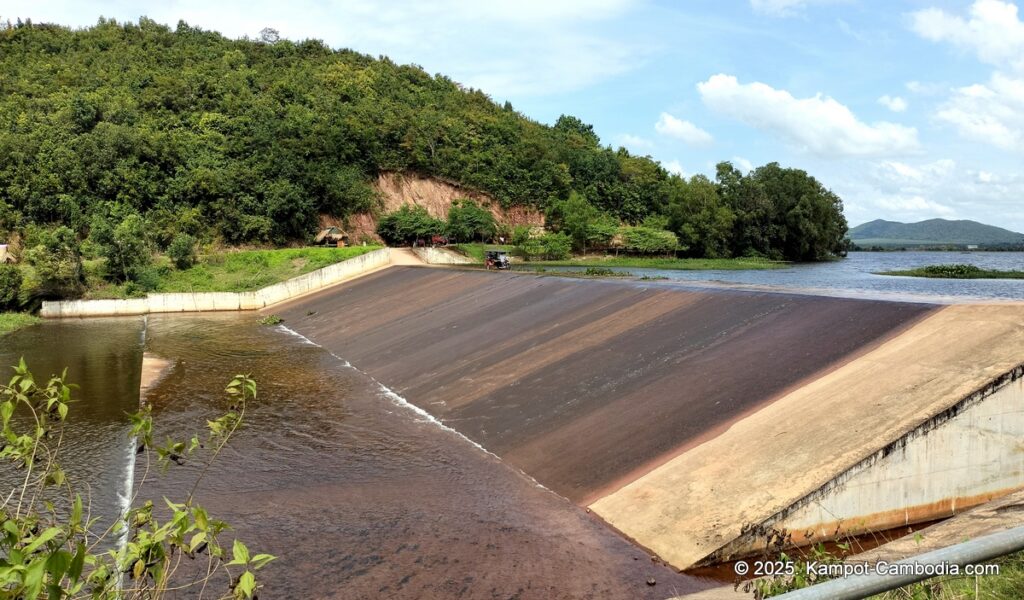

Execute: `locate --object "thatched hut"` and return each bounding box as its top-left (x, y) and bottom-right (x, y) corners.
top-left (314, 227), bottom-right (348, 247)
top-left (0, 244), bottom-right (11, 264)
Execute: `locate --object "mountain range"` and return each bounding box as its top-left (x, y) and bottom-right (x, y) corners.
top-left (849, 219), bottom-right (1024, 247)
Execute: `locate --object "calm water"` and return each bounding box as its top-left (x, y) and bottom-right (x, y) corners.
top-left (0, 315), bottom-right (709, 598)
top-left (525, 251), bottom-right (1024, 302)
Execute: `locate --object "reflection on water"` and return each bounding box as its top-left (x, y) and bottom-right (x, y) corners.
top-left (2, 315), bottom-right (710, 598)
top-left (0, 317), bottom-right (144, 533)
top-left (523, 251), bottom-right (1024, 302)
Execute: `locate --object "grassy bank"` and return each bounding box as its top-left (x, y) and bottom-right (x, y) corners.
top-left (530, 255), bottom-right (787, 271)
top-left (878, 264), bottom-right (1024, 279)
top-left (873, 549), bottom-right (1024, 598)
top-left (450, 243), bottom-right (514, 262)
top-left (85, 246), bottom-right (382, 299)
top-left (0, 313), bottom-right (41, 337)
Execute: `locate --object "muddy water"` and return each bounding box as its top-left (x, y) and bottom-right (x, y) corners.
top-left (3, 315), bottom-right (711, 598)
top-left (0, 318), bottom-right (145, 532)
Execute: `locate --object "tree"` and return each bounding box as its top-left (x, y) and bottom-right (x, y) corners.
top-left (615, 226), bottom-right (679, 255)
top-left (91, 213), bottom-right (152, 282)
top-left (667, 175), bottom-right (735, 258)
top-left (21, 226), bottom-right (84, 299)
top-left (520, 232), bottom-right (571, 260)
top-left (546, 192), bottom-right (615, 253)
top-left (446, 199), bottom-right (496, 243)
top-left (167, 233), bottom-right (198, 269)
top-left (0, 263), bottom-right (21, 310)
top-left (376, 205), bottom-right (445, 245)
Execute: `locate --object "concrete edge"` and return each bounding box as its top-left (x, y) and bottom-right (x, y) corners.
top-left (39, 247), bottom-right (392, 318)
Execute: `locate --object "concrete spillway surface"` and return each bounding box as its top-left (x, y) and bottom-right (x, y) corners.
top-left (276, 267), bottom-right (935, 505)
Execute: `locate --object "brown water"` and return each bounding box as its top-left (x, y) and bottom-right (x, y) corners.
top-left (1, 315), bottom-right (712, 598)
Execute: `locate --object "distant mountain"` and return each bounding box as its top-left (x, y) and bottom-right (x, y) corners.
top-left (849, 219), bottom-right (1024, 247)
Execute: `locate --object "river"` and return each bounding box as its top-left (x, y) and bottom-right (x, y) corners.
top-left (523, 251), bottom-right (1024, 302)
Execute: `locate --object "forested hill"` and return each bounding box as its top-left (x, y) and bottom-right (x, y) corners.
top-left (0, 18), bottom-right (847, 261)
top-left (850, 219), bottom-right (1024, 246)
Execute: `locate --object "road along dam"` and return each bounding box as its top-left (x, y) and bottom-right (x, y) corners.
top-left (272, 266), bottom-right (1024, 572)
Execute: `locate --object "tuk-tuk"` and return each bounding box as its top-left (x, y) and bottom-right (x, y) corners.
top-left (484, 250), bottom-right (510, 270)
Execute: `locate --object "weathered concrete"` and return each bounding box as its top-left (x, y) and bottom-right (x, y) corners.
top-left (276, 267), bottom-right (934, 505)
top-left (40, 248), bottom-right (391, 318)
top-left (411, 246), bottom-right (475, 265)
top-left (592, 303), bottom-right (1024, 570)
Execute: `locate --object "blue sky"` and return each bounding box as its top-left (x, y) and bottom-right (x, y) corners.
top-left (6, 0), bottom-right (1024, 230)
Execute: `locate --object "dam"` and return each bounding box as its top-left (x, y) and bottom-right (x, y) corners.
top-left (272, 266), bottom-right (1024, 573)
top-left (7, 263), bottom-right (1024, 597)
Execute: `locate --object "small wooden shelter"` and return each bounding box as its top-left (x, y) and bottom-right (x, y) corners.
top-left (0, 244), bottom-right (11, 264)
top-left (314, 227), bottom-right (348, 247)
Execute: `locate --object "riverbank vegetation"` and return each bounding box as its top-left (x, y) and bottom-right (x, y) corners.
top-left (878, 264), bottom-right (1024, 279)
top-left (0, 362), bottom-right (274, 597)
top-left (528, 255), bottom-right (786, 271)
top-left (0, 19), bottom-right (849, 305)
top-left (0, 312), bottom-right (40, 336)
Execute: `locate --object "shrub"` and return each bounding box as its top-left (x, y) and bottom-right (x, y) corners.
top-left (921, 264), bottom-right (983, 278)
top-left (0, 264), bottom-right (22, 310)
top-left (377, 205), bottom-right (445, 245)
top-left (616, 226), bottom-right (679, 255)
top-left (167, 233), bottom-right (198, 269)
top-left (520, 232), bottom-right (571, 260)
top-left (446, 199), bottom-right (497, 243)
top-left (21, 225), bottom-right (84, 298)
top-left (91, 213), bottom-right (152, 282)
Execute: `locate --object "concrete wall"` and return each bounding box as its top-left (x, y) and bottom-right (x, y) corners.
top-left (715, 367), bottom-right (1024, 559)
top-left (40, 247), bottom-right (391, 318)
top-left (411, 247), bottom-right (475, 265)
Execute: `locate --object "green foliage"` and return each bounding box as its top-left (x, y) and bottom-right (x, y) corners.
top-left (167, 234), bottom-right (198, 269)
top-left (546, 192), bottom-right (616, 252)
top-left (510, 225), bottom-right (533, 247)
top-left (0, 19), bottom-right (847, 267)
top-left (880, 264), bottom-right (1024, 279)
top-left (0, 360), bottom-right (273, 598)
top-left (520, 232), bottom-right (571, 260)
top-left (0, 265), bottom-right (22, 310)
top-left (257, 314), bottom-right (283, 325)
top-left (90, 213), bottom-right (151, 282)
top-left (86, 246), bottom-right (380, 297)
top-left (0, 313), bottom-right (40, 336)
top-left (616, 226), bottom-right (679, 255)
top-left (20, 226), bottom-right (84, 299)
top-left (446, 199), bottom-right (496, 243)
top-left (376, 205), bottom-right (445, 245)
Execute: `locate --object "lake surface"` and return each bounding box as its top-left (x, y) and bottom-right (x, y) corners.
top-left (0, 315), bottom-right (709, 598)
top-left (525, 252), bottom-right (1024, 302)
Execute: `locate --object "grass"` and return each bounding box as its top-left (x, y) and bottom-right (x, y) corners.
top-left (872, 550), bottom-right (1024, 599)
top-left (878, 264), bottom-right (1024, 279)
top-left (85, 246), bottom-right (382, 299)
top-left (529, 255), bottom-right (787, 271)
top-left (0, 312), bottom-right (41, 337)
top-left (450, 243), bottom-right (514, 262)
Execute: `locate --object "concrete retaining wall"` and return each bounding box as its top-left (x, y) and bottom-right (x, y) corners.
top-left (40, 247), bottom-right (391, 318)
top-left (412, 246), bottom-right (475, 265)
top-left (712, 366), bottom-right (1024, 560)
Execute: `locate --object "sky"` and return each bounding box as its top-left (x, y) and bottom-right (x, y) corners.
top-left (4, 0), bottom-right (1024, 230)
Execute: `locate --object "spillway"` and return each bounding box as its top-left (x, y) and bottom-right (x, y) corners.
top-left (268, 266), bottom-right (1024, 574)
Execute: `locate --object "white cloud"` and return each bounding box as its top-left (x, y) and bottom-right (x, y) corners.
top-left (910, 0), bottom-right (1024, 71)
top-left (697, 74), bottom-right (920, 157)
top-left (877, 95), bottom-right (908, 112)
top-left (663, 160), bottom-right (688, 177)
top-left (654, 112), bottom-right (714, 145)
top-left (617, 134), bottom-right (654, 151)
top-left (936, 72), bottom-right (1024, 150)
top-left (732, 156), bottom-right (755, 172)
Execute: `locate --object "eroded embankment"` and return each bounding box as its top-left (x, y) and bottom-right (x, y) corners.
top-left (274, 267), bottom-right (935, 505)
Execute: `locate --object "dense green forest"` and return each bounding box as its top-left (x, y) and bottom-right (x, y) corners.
top-left (0, 17), bottom-right (849, 303)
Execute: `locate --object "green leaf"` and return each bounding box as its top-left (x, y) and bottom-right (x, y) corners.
top-left (235, 570), bottom-right (256, 598)
top-left (23, 558), bottom-right (46, 599)
top-left (228, 539), bottom-right (250, 565)
top-left (68, 543), bottom-right (86, 583)
top-left (251, 553), bottom-right (276, 570)
top-left (23, 527), bottom-right (61, 554)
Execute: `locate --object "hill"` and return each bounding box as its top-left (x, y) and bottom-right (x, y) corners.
top-left (849, 219), bottom-right (1024, 247)
top-left (0, 18), bottom-right (848, 268)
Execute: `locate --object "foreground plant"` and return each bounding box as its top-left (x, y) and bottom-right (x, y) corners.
top-left (0, 359), bottom-right (274, 599)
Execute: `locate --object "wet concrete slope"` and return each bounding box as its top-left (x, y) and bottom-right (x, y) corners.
top-left (276, 267), bottom-right (935, 503)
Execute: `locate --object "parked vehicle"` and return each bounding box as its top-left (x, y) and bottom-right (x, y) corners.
top-left (485, 250), bottom-right (510, 270)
